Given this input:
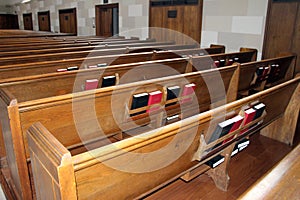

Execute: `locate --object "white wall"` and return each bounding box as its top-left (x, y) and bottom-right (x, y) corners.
top-left (9, 0), bottom-right (268, 57)
top-left (201, 0), bottom-right (269, 59)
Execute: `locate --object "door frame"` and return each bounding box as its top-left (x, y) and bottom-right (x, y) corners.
top-left (23, 13), bottom-right (33, 30)
top-left (95, 3), bottom-right (119, 37)
top-left (38, 11), bottom-right (51, 32)
top-left (58, 8), bottom-right (77, 35)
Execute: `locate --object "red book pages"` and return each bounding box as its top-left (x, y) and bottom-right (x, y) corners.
top-left (222, 115), bottom-right (244, 144)
top-left (85, 79), bottom-right (99, 90)
top-left (180, 83), bottom-right (196, 104)
top-left (240, 108), bottom-right (256, 135)
top-left (147, 90), bottom-right (163, 113)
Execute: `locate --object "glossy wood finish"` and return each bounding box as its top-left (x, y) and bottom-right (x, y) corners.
top-left (59, 8), bottom-right (77, 35)
top-left (145, 133), bottom-right (295, 200)
top-left (0, 65), bottom-right (239, 200)
top-left (239, 143), bottom-right (300, 200)
top-left (27, 77), bottom-right (300, 199)
top-left (37, 11), bottom-right (51, 32)
top-left (96, 3), bottom-right (119, 37)
top-left (149, 1), bottom-right (203, 44)
top-left (263, 0), bottom-right (300, 74)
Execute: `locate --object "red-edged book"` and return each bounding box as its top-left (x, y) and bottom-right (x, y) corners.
top-left (240, 108), bottom-right (256, 135)
top-left (180, 83), bottom-right (196, 104)
top-left (222, 115), bottom-right (244, 144)
top-left (85, 79), bottom-right (99, 90)
top-left (147, 90), bottom-right (163, 113)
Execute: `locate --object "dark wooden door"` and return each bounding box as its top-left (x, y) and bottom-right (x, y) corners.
top-left (96, 4), bottom-right (119, 37)
top-left (38, 11), bottom-right (50, 32)
top-left (263, 0), bottom-right (300, 74)
top-left (23, 13), bottom-right (33, 30)
top-left (59, 8), bottom-right (77, 35)
top-left (149, 0), bottom-right (203, 44)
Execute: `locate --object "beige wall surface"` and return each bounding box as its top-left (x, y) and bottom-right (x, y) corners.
top-left (8, 0), bottom-right (268, 57)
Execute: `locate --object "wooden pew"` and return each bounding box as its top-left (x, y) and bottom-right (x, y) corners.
top-left (0, 38), bottom-right (143, 52)
top-left (0, 30), bottom-right (75, 38)
top-left (0, 46), bottom-right (257, 81)
top-left (0, 65), bottom-right (240, 200)
top-left (238, 143), bottom-right (300, 200)
top-left (0, 44), bottom-right (197, 65)
top-left (26, 76), bottom-right (300, 199)
top-left (0, 40), bottom-right (174, 58)
top-left (238, 54), bottom-right (296, 98)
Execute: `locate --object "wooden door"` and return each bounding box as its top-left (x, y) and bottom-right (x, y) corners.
top-left (149, 0), bottom-right (203, 44)
top-left (23, 13), bottom-right (33, 30)
top-left (38, 11), bottom-right (50, 32)
top-left (59, 8), bottom-right (77, 35)
top-left (96, 4), bottom-right (119, 37)
top-left (263, 0), bottom-right (300, 74)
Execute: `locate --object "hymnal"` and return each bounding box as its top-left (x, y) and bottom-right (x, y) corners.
top-left (205, 155), bottom-right (225, 168)
top-left (213, 60), bottom-right (220, 68)
top-left (208, 118), bottom-right (235, 151)
top-left (233, 57), bottom-right (239, 62)
top-left (227, 59), bottom-right (234, 65)
top-left (166, 114), bottom-right (179, 121)
top-left (97, 63), bottom-right (107, 67)
top-left (101, 75), bottom-right (116, 88)
top-left (130, 93), bottom-right (149, 116)
top-left (180, 83), bottom-right (196, 104)
top-left (85, 79), bottom-right (99, 90)
top-left (167, 85), bottom-right (180, 100)
top-left (88, 65), bottom-right (98, 69)
top-left (237, 138), bottom-right (250, 149)
top-left (240, 108), bottom-right (256, 134)
top-left (219, 59), bottom-right (226, 67)
top-left (222, 115), bottom-right (244, 144)
top-left (56, 68), bottom-right (67, 72)
top-left (147, 90), bottom-right (163, 113)
top-left (253, 103), bottom-right (266, 120)
top-left (67, 66), bottom-right (79, 71)
top-left (231, 147), bottom-right (239, 157)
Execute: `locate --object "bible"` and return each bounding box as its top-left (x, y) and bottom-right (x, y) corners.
top-left (147, 90), bottom-right (163, 113)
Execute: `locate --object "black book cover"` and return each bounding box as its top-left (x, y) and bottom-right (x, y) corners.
top-left (205, 154), bottom-right (225, 168)
top-left (167, 86), bottom-right (180, 100)
top-left (253, 103), bottom-right (266, 120)
top-left (130, 93), bottom-right (149, 116)
top-left (219, 59), bottom-right (226, 67)
top-left (207, 119), bottom-right (235, 151)
top-left (101, 76), bottom-right (116, 88)
top-left (67, 66), bottom-right (79, 71)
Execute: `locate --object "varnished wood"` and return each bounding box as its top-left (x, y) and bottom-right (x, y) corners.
top-left (239, 143), bottom-right (300, 200)
top-left (26, 77), bottom-right (300, 199)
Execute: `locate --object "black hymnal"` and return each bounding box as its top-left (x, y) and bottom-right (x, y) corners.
top-left (219, 59), bottom-right (226, 67)
top-left (236, 138), bottom-right (250, 151)
top-left (166, 85), bottom-right (180, 106)
top-left (167, 85), bottom-right (180, 100)
top-left (97, 63), bottom-right (107, 67)
top-left (205, 154), bottom-right (225, 168)
top-left (67, 66), bottom-right (79, 71)
top-left (207, 119), bottom-right (235, 151)
top-left (101, 75), bottom-right (116, 88)
top-left (253, 103), bottom-right (266, 120)
top-left (130, 93), bottom-right (149, 116)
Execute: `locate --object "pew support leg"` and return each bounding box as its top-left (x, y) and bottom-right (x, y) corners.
top-left (206, 144), bottom-right (235, 191)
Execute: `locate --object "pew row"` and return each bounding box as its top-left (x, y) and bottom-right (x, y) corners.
top-left (0, 44), bottom-right (198, 65)
top-left (0, 47), bottom-right (256, 81)
top-left (0, 65), bottom-right (240, 199)
top-left (238, 143), bottom-right (300, 200)
top-left (0, 40), bottom-right (175, 58)
top-left (27, 76), bottom-right (300, 199)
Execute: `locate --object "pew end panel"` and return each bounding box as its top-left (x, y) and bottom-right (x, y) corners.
top-left (27, 122), bottom-right (77, 200)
